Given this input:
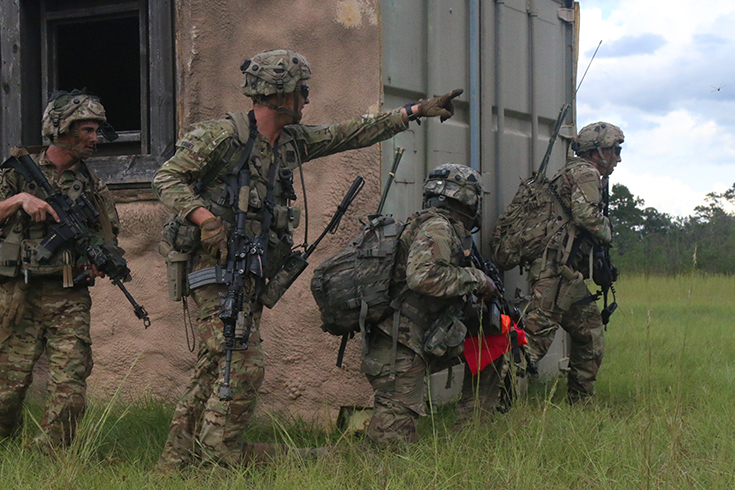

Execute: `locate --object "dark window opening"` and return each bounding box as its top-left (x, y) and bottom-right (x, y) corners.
top-left (54, 16), bottom-right (141, 132)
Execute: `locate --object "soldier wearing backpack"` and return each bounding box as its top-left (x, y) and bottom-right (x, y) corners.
top-left (360, 163), bottom-right (498, 445)
top-left (523, 121), bottom-right (624, 403)
top-left (152, 49), bottom-right (464, 471)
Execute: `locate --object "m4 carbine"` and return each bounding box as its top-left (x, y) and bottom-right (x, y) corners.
top-left (1, 147), bottom-right (150, 327)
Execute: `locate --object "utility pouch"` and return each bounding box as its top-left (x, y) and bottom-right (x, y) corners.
top-left (556, 267), bottom-right (588, 311)
top-left (161, 216), bottom-right (201, 254)
top-left (423, 306), bottom-right (467, 358)
top-left (259, 252), bottom-right (308, 309)
top-left (0, 225), bottom-right (23, 278)
top-left (273, 205), bottom-right (300, 231)
top-left (165, 248), bottom-right (191, 301)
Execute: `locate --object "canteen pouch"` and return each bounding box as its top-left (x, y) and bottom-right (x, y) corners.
top-left (164, 248), bottom-right (191, 301)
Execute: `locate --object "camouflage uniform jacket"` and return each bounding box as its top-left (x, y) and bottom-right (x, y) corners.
top-left (547, 156), bottom-right (612, 270)
top-left (0, 150), bottom-right (119, 277)
top-left (378, 208), bottom-right (487, 355)
top-left (152, 109), bottom-right (408, 292)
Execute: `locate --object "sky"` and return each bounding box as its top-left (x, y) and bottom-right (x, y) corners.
top-left (577, 0), bottom-right (735, 217)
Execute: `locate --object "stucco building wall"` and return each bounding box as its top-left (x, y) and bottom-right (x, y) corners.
top-left (79, 0), bottom-right (385, 424)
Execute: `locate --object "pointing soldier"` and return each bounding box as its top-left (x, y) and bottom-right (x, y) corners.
top-left (152, 49), bottom-right (463, 470)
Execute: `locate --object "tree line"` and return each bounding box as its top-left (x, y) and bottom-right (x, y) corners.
top-left (609, 183), bottom-right (735, 275)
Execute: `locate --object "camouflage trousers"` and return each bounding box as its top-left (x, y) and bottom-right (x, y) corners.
top-left (524, 256), bottom-right (604, 399)
top-left (361, 330), bottom-right (427, 445)
top-left (0, 277), bottom-right (93, 445)
top-left (159, 282), bottom-right (293, 470)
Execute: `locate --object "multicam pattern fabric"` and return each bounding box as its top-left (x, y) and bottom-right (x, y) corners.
top-left (361, 331), bottom-right (426, 445)
top-left (153, 108), bottom-right (408, 468)
top-left (523, 154), bottom-right (611, 400)
top-left (41, 92), bottom-right (107, 142)
top-left (422, 163), bottom-right (483, 210)
top-left (0, 150), bottom-right (117, 446)
top-left (549, 157), bottom-right (612, 247)
top-left (0, 278), bottom-right (93, 446)
top-left (0, 151), bottom-right (118, 276)
top-left (571, 121), bottom-right (624, 154)
top-left (241, 49), bottom-right (311, 98)
top-left (362, 209), bottom-right (487, 444)
top-left (377, 209), bottom-right (485, 356)
top-left (523, 250), bottom-right (604, 400)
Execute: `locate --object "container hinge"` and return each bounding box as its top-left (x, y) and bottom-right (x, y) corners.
top-left (557, 8), bottom-right (574, 23)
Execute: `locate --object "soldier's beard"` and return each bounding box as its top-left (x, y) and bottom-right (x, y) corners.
top-left (55, 141), bottom-right (94, 159)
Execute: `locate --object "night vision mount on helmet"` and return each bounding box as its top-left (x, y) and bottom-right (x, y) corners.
top-left (41, 90), bottom-right (118, 143)
top-left (422, 163), bottom-right (484, 230)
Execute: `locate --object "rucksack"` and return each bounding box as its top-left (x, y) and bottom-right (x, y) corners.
top-left (491, 173), bottom-right (571, 271)
top-left (310, 214), bottom-right (405, 365)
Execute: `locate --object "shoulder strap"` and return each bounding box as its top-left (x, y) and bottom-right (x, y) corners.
top-left (80, 162), bottom-right (116, 242)
top-left (192, 111), bottom-right (258, 196)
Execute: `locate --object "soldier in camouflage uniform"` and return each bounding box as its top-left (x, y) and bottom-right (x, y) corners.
top-left (152, 49), bottom-right (463, 470)
top-left (0, 90), bottom-right (120, 446)
top-left (524, 121), bottom-right (624, 403)
top-left (361, 163), bottom-right (499, 445)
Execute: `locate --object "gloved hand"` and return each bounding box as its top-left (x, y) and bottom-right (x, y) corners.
top-left (476, 273), bottom-right (498, 301)
top-left (200, 217), bottom-right (228, 265)
top-left (416, 88), bottom-right (464, 122)
top-left (1, 280), bottom-right (28, 330)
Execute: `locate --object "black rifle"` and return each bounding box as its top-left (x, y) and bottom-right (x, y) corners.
top-left (2, 147), bottom-right (150, 327)
top-left (469, 242), bottom-right (537, 376)
top-left (592, 176), bottom-right (618, 325)
top-left (259, 176), bottom-right (365, 309)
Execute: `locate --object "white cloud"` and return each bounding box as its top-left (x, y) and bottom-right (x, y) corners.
top-left (578, 2), bottom-right (735, 216)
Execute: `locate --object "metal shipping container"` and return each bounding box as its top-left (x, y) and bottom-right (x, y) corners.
top-left (379, 0), bottom-right (580, 377)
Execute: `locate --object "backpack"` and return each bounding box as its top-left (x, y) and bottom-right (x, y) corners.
top-left (490, 173), bottom-right (571, 271)
top-left (311, 214), bottom-right (405, 365)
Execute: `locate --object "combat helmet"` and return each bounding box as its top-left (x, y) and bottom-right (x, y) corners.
top-left (241, 49), bottom-right (311, 101)
top-left (42, 90), bottom-right (116, 142)
top-left (571, 121), bottom-right (624, 155)
top-left (423, 163), bottom-right (484, 230)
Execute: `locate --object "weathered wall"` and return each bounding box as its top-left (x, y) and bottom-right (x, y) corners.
top-left (81, 0), bottom-right (385, 424)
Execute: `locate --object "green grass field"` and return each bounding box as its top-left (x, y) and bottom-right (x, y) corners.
top-left (2, 273), bottom-right (735, 489)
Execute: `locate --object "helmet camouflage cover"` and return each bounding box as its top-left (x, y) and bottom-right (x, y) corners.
top-left (423, 163), bottom-right (484, 214)
top-left (571, 121), bottom-right (624, 155)
top-left (241, 49), bottom-right (311, 99)
top-left (42, 90), bottom-right (107, 142)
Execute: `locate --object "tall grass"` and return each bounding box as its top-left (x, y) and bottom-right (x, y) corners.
top-left (2, 273), bottom-right (735, 488)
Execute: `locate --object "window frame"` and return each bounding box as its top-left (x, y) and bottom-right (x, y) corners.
top-left (0, 0), bottom-right (175, 188)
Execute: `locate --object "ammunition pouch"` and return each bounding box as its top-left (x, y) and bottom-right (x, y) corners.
top-left (423, 304), bottom-right (467, 358)
top-left (556, 266), bottom-right (589, 311)
top-left (159, 241), bottom-right (190, 301)
top-left (161, 215), bottom-right (201, 254)
top-left (0, 221), bottom-right (23, 278)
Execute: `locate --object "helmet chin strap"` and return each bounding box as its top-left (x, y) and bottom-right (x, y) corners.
top-left (260, 93), bottom-right (303, 123)
top-left (595, 146), bottom-right (611, 174)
